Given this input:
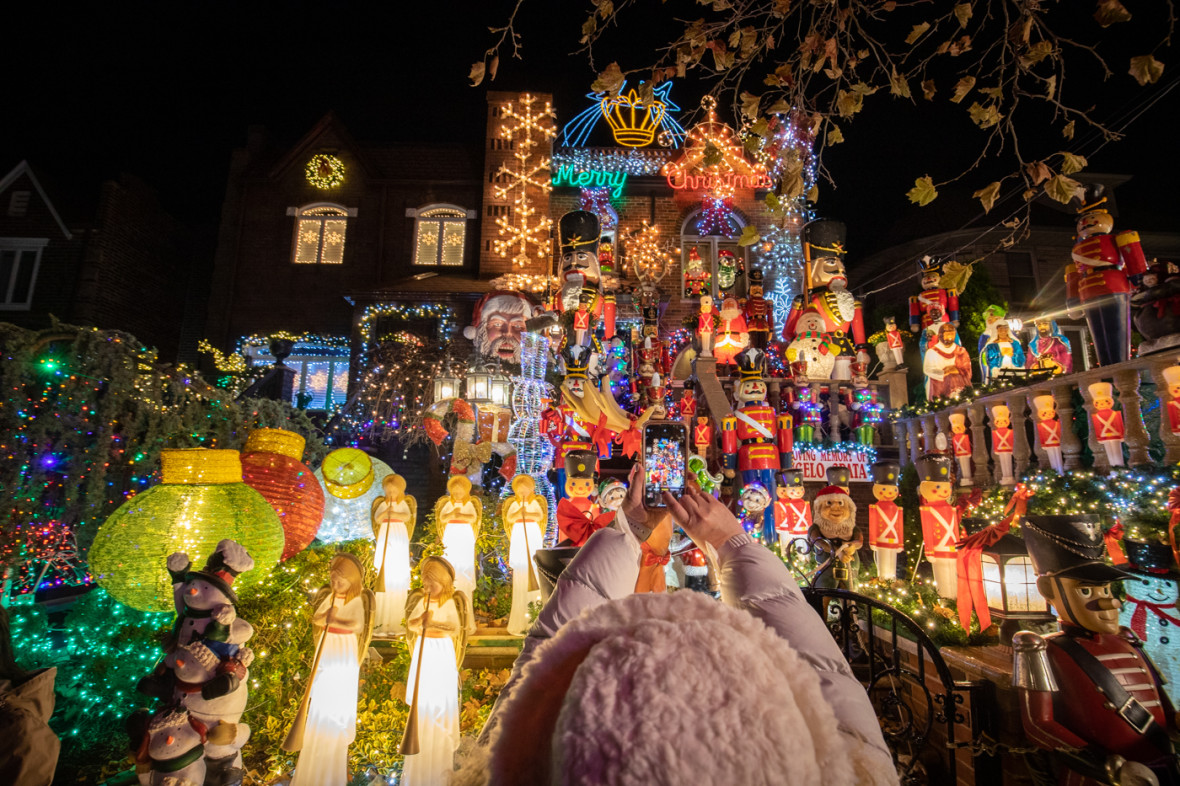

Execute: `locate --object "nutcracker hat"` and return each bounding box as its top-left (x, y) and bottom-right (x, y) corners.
top-left (1121, 539), bottom-right (1179, 577)
top-left (825, 465), bottom-right (852, 488)
top-left (780, 469), bottom-right (804, 488)
top-left (948, 412), bottom-right (967, 428)
top-left (1088, 381), bottom-right (1114, 400)
top-left (1162, 365), bottom-right (1180, 388)
top-left (884, 315), bottom-right (897, 327)
top-left (801, 219), bottom-right (846, 259)
top-left (736, 348), bottom-right (766, 381)
top-left (560, 345), bottom-right (591, 379)
top-left (870, 461), bottom-right (900, 486)
top-left (566, 450), bottom-right (597, 480)
top-left (748, 267), bottom-right (764, 285)
top-left (1072, 182), bottom-right (1109, 215)
top-left (1022, 514), bottom-right (1130, 582)
top-left (559, 210), bottom-right (601, 254)
top-left (917, 255), bottom-right (946, 275)
top-left (185, 540), bottom-right (254, 606)
top-left (1032, 394), bottom-right (1056, 414)
top-left (915, 453), bottom-right (954, 483)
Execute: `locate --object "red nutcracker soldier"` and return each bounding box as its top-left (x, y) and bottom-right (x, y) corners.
top-left (883, 316), bottom-right (906, 368)
top-left (722, 348), bottom-right (793, 544)
top-left (909, 255), bottom-right (961, 356)
top-left (677, 379), bottom-right (698, 423)
top-left (1065, 184), bottom-right (1148, 367)
top-left (1033, 394), bottom-right (1066, 475)
top-left (555, 210), bottom-right (615, 348)
top-left (774, 469), bottom-right (812, 542)
top-left (1163, 366), bottom-right (1180, 437)
top-left (917, 453), bottom-right (961, 599)
top-left (692, 415), bottom-right (712, 457)
top-left (991, 404), bottom-right (1016, 485)
top-left (948, 412), bottom-right (973, 485)
top-left (542, 346), bottom-right (602, 499)
top-left (697, 295), bottom-right (720, 358)
top-left (868, 461), bottom-right (904, 580)
top-left (785, 219), bottom-right (870, 380)
top-left (1015, 514), bottom-right (1179, 786)
top-left (1089, 382), bottom-right (1126, 468)
top-left (555, 450), bottom-right (613, 546)
top-left (743, 268), bottom-right (773, 350)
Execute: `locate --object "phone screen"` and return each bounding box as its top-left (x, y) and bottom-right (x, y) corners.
top-left (644, 422), bottom-right (687, 507)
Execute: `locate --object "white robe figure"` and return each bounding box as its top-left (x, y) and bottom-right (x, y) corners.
top-left (438, 497), bottom-right (478, 600)
top-left (372, 495), bottom-right (413, 633)
top-left (503, 495), bottom-right (544, 635)
top-left (402, 593), bottom-right (471, 786)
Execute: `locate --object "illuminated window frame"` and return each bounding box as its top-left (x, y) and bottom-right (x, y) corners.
top-left (679, 209), bottom-right (748, 302)
top-left (241, 339), bottom-right (351, 411)
top-left (287, 203), bottom-right (357, 265)
top-left (407, 204), bottom-right (476, 267)
top-left (0, 238), bottom-right (47, 311)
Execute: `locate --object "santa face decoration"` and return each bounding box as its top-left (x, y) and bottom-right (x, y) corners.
top-left (464, 291), bottom-right (534, 364)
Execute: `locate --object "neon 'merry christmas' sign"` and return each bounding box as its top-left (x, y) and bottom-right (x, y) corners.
top-left (551, 166), bottom-right (628, 198)
top-left (662, 97), bottom-right (772, 194)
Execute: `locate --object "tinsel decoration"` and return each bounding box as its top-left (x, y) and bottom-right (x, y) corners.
top-left (88, 448), bottom-right (284, 612)
top-left (240, 428), bottom-right (325, 560)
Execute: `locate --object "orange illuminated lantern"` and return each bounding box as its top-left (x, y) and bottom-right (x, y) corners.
top-left (240, 428), bottom-right (325, 560)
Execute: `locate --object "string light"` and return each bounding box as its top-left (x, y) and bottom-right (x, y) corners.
top-left (550, 147), bottom-right (672, 177)
top-left (492, 94), bottom-right (557, 269)
top-left (507, 333), bottom-right (558, 543)
top-left (559, 80), bottom-right (686, 149)
top-left (305, 154), bottom-right (345, 189)
top-left (621, 221), bottom-right (675, 285)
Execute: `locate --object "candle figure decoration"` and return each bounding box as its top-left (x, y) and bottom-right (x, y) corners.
top-left (948, 412), bottom-right (973, 485)
top-left (1088, 382), bottom-right (1126, 468)
top-left (432, 476), bottom-right (482, 600)
top-left (283, 553), bottom-right (375, 785)
top-left (774, 469), bottom-right (812, 543)
top-left (1032, 395), bottom-right (1065, 475)
top-left (370, 473), bottom-right (415, 635)
top-left (917, 453), bottom-right (961, 599)
top-left (991, 404), bottom-right (1016, 486)
top-left (1162, 365), bottom-right (1180, 437)
top-left (500, 475), bottom-right (547, 636)
top-left (868, 461), bottom-right (904, 581)
top-left (400, 556), bottom-right (473, 786)
top-left (1014, 515), bottom-right (1176, 785)
top-left (808, 485), bottom-right (862, 590)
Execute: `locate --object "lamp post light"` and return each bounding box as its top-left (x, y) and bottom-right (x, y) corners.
top-left (432, 364), bottom-right (461, 403)
top-left (979, 531), bottom-right (1055, 642)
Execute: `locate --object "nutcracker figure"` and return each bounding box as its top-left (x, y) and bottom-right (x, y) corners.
top-left (1015, 514), bottom-right (1178, 786)
top-left (784, 219), bottom-right (870, 381)
top-left (1089, 382), bottom-right (1126, 468)
top-left (774, 469), bottom-right (812, 542)
top-left (542, 346), bottom-right (602, 499)
top-left (868, 461), bottom-right (904, 581)
top-left (743, 268), bottom-right (773, 350)
top-left (555, 450), bottom-right (612, 547)
top-left (721, 348), bottom-right (794, 543)
top-left (1065, 184), bottom-right (1148, 367)
top-left (949, 412), bottom-right (973, 485)
top-left (639, 283), bottom-right (661, 338)
top-left (1033, 394), bottom-right (1065, 475)
top-left (923, 322), bottom-right (972, 401)
top-left (883, 316), bottom-right (906, 368)
top-left (697, 295), bottom-right (720, 358)
top-left (677, 379), bottom-right (698, 423)
top-left (826, 465), bottom-right (852, 493)
top-left (917, 453), bottom-right (960, 599)
top-left (792, 384), bottom-right (823, 444)
top-left (1162, 366), bottom-right (1180, 437)
top-left (692, 415), bottom-right (712, 457)
top-left (683, 247), bottom-right (710, 297)
top-left (1026, 318), bottom-right (1074, 375)
top-left (991, 404), bottom-right (1016, 485)
top-left (556, 210), bottom-right (615, 347)
top-left (909, 255), bottom-right (961, 356)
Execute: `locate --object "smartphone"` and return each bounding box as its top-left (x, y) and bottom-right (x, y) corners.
top-left (642, 420), bottom-right (688, 508)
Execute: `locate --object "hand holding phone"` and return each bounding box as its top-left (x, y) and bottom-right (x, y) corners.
top-left (642, 421), bottom-right (688, 509)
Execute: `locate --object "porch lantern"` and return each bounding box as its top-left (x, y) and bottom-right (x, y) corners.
top-left (980, 531), bottom-right (1054, 641)
top-left (466, 364), bottom-right (492, 404)
top-left (433, 364), bottom-right (461, 403)
top-left (489, 364), bottom-right (511, 407)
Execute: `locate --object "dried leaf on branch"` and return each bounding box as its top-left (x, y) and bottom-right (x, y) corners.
top-left (973, 181), bottom-right (1002, 213)
top-left (1129, 54), bottom-right (1165, 86)
top-left (907, 176), bottom-right (939, 206)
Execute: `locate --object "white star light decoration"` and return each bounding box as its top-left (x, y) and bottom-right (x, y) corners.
top-left (493, 94), bottom-right (557, 269)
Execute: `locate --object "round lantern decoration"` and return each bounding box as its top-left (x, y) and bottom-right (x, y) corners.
top-left (240, 428), bottom-right (325, 561)
top-left (305, 153), bottom-right (345, 189)
top-left (89, 448), bottom-right (285, 612)
top-left (314, 450), bottom-right (394, 543)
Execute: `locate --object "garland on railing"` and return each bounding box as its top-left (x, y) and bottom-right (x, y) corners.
top-left (889, 376), bottom-right (1046, 420)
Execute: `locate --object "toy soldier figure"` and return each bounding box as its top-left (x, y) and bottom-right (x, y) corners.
top-left (774, 469), bottom-right (811, 542)
top-left (721, 348), bottom-right (794, 544)
top-left (1065, 184), bottom-right (1148, 367)
top-left (917, 453), bottom-right (960, 599)
top-left (883, 316), bottom-right (906, 368)
top-left (743, 268), bottom-right (773, 350)
top-left (868, 461), bottom-right (904, 581)
top-left (542, 346), bottom-right (601, 499)
top-left (556, 210), bottom-right (615, 346)
top-left (697, 295), bottom-right (719, 358)
top-left (692, 415), bottom-right (712, 457)
top-left (1089, 382), bottom-right (1126, 468)
top-left (826, 465), bottom-right (852, 493)
top-left (1015, 514), bottom-right (1179, 786)
top-left (991, 404), bottom-right (1016, 485)
top-left (909, 255), bottom-right (961, 356)
top-left (785, 219), bottom-right (870, 381)
top-left (1033, 395), bottom-right (1066, 475)
top-left (949, 412), bottom-right (973, 485)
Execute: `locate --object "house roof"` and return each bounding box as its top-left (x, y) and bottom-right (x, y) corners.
top-left (0, 160), bottom-right (73, 240)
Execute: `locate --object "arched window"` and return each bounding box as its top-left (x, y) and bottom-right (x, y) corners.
top-left (409, 204), bottom-right (473, 267)
top-left (289, 203), bottom-right (355, 265)
top-left (679, 207), bottom-right (749, 301)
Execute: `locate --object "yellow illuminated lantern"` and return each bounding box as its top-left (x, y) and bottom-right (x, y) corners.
top-left (89, 449), bottom-right (285, 612)
top-left (240, 428), bottom-right (325, 560)
top-left (315, 448), bottom-right (394, 543)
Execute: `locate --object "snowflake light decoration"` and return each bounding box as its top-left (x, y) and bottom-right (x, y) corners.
top-left (493, 94), bottom-right (557, 269)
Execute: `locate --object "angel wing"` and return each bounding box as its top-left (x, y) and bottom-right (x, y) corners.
top-left (453, 591), bottom-right (474, 667)
top-left (358, 588), bottom-right (376, 659)
top-left (370, 495), bottom-right (386, 539)
top-left (433, 498), bottom-right (448, 543)
top-left (471, 496), bottom-right (483, 542)
top-left (406, 495), bottom-right (418, 540)
top-left (403, 588), bottom-right (427, 652)
top-left (499, 498), bottom-right (515, 548)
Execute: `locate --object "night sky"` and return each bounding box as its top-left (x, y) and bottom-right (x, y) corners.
top-left (3, 1), bottom-right (1176, 259)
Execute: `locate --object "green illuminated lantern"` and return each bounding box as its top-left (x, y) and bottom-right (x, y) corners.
top-left (90, 448), bottom-right (284, 612)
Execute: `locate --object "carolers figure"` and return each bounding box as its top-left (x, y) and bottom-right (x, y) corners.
top-left (1033, 395), bottom-right (1065, 475)
top-left (991, 404), bottom-right (1016, 486)
top-left (917, 454), bottom-right (961, 599)
top-left (370, 473), bottom-right (415, 635)
top-left (722, 348), bottom-right (793, 544)
top-left (432, 477), bottom-right (481, 600)
top-left (1089, 382), bottom-right (1126, 468)
top-left (500, 475), bottom-right (547, 636)
top-left (868, 462), bottom-right (904, 581)
top-left (774, 469), bottom-right (811, 543)
top-left (948, 412), bottom-right (973, 485)
top-left (1014, 515), bottom-right (1177, 786)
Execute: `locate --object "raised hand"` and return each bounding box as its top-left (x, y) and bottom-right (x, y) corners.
top-left (663, 477), bottom-right (743, 550)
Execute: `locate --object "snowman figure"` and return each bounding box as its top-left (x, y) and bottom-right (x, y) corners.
top-left (785, 311), bottom-right (837, 381)
top-left (167, 540), bottom-right (255, 653)
top-left (163, 639), bottom-right (254, 785)
top-left (1118, 540), bottom-right (1180, 702)
top-left (136, 707), bottom-right (208, 786)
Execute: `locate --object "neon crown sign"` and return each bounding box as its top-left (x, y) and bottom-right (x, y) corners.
top-left (560, 81), bottom-right (686, 149)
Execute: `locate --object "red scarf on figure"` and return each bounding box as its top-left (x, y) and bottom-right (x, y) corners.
top-left (1126, 590), bottom-right (1180, 639)
top-left (956, 485), bottom-right (1032, 631)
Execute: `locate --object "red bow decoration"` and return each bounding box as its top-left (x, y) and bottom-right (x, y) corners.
top-left (641, 541), bottom-right (671, 567)
top-left (1127, 595), bottom-right (1180, 640)
top-left (614, 414), bottom-right (643, 458)
top-left (957, 484), bottom-right (1033, 632)
top-left (556, 498), bottom-right (613, 547)
top-left (1104, 520), bottom-right (1127, 565)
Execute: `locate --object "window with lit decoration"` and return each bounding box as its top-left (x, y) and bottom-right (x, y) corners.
top-left (288, 203), bottom-right (355, 265)
top-left (0, 238), bottom-right (46, 310)
top-left (410, 205), bottom-right (472, 267)
top-left (241, 338), bottom-right (351, 410)
top-left (680, 208), bottom-right (747, 301)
